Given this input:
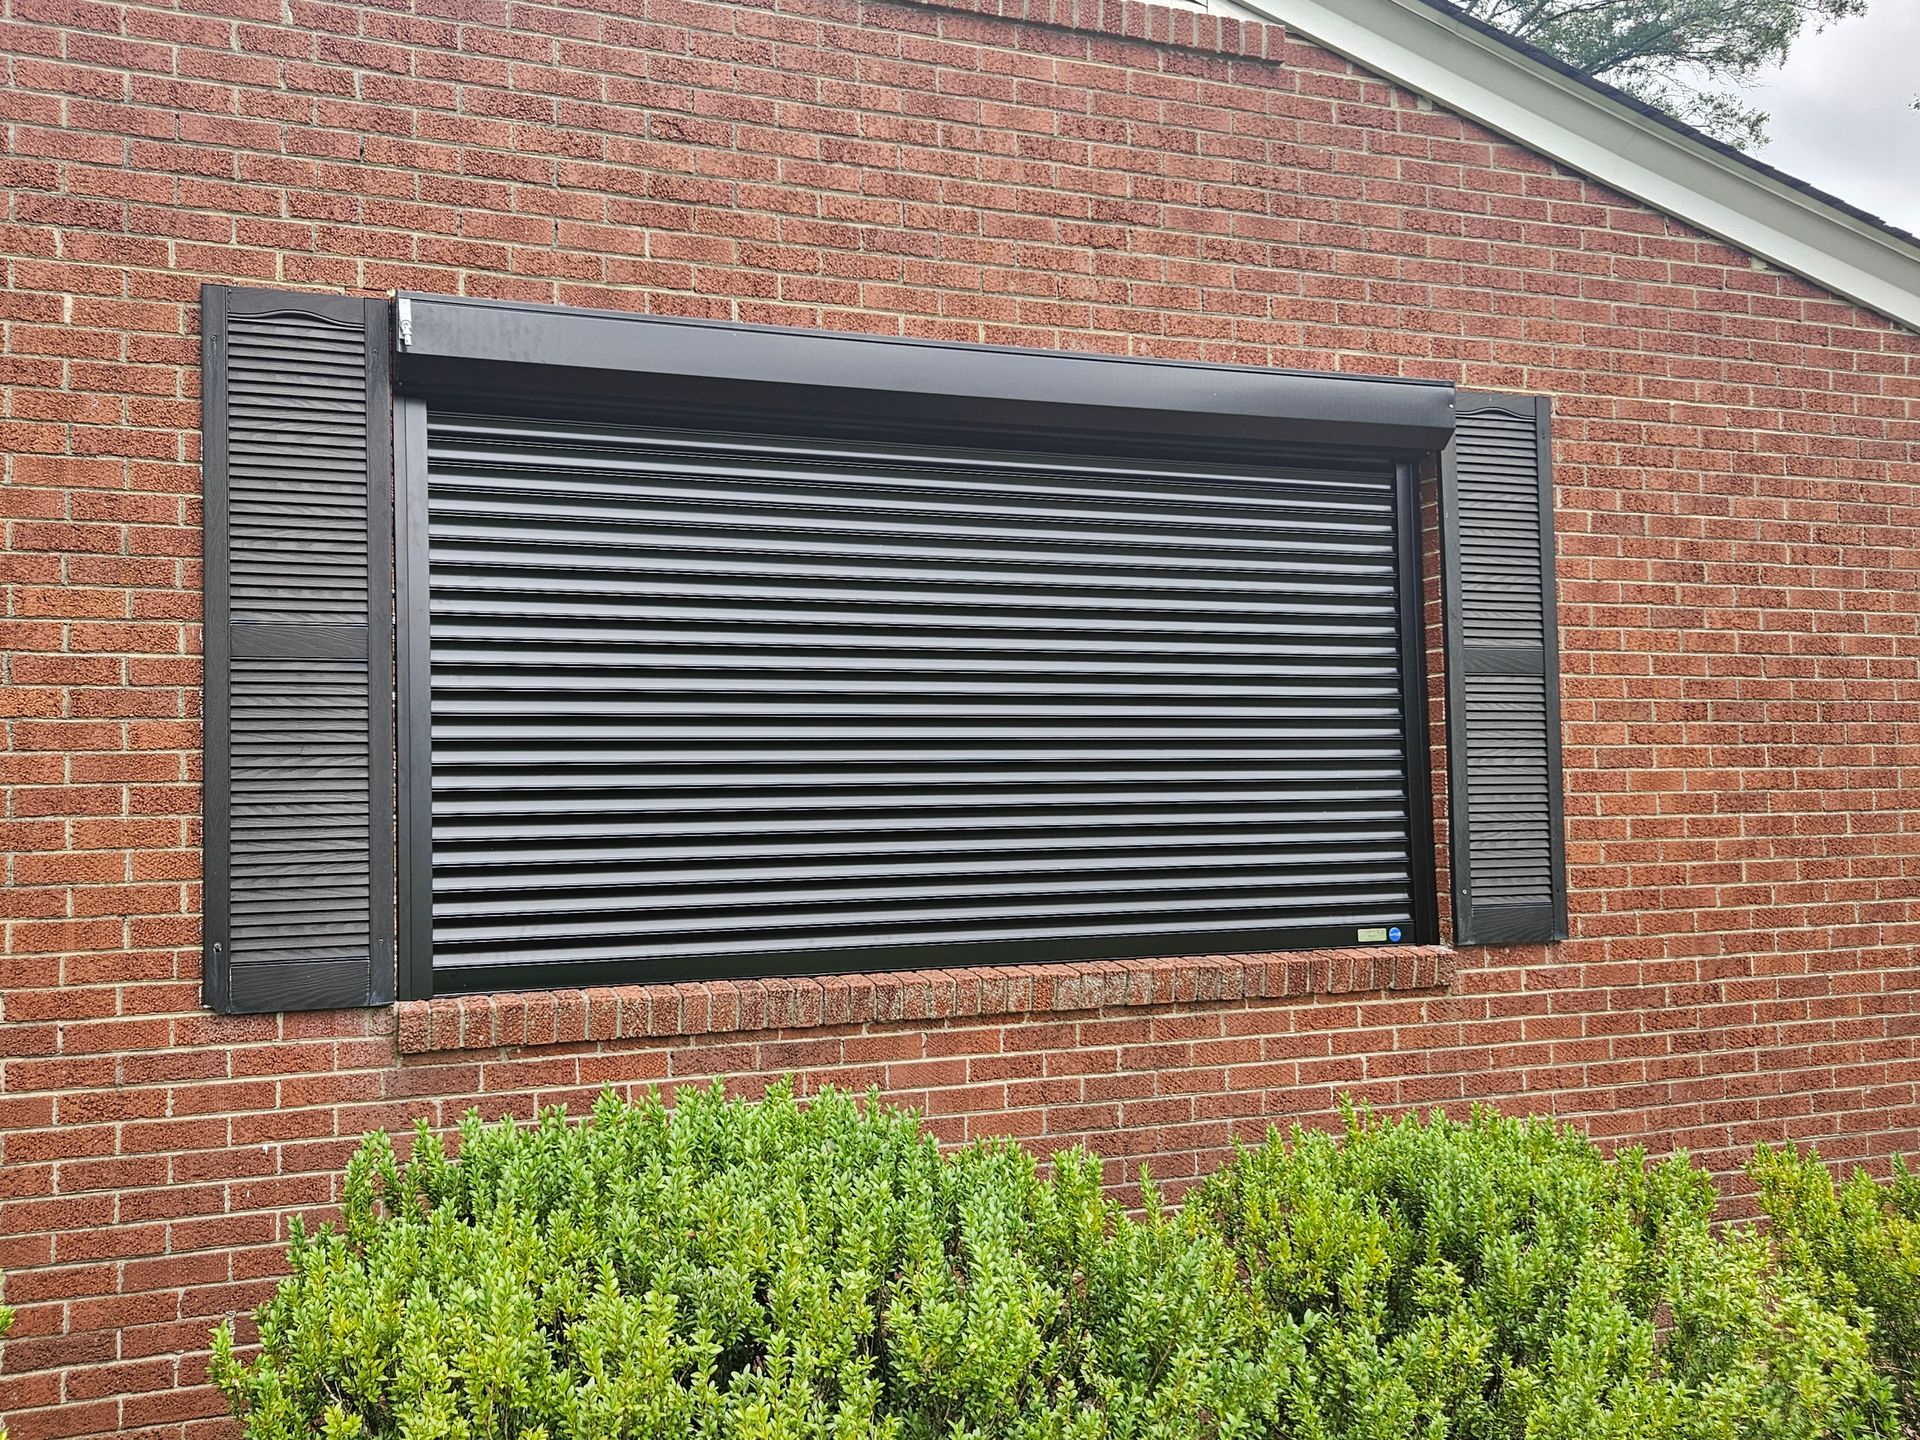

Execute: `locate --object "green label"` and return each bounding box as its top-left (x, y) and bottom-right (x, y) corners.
top-left (1356, 927), bottom-right (1389, 943)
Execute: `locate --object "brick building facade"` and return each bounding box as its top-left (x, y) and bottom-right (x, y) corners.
top-left (2, 0), bottom-right (1919, 1433)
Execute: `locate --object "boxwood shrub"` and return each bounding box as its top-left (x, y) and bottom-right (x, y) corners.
top-left (1753, 1143), bottom-right (1920, 1432)
top-left (212, 1085), bottom-right (1909, 1440)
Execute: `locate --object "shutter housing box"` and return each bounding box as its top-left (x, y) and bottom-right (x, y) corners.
top-left (392, 294), bottom-right (1459, 454)
top-left (202, 286), bottom-right (394, 1013)
top-left (1439, 391), bottom-right (1568, 946)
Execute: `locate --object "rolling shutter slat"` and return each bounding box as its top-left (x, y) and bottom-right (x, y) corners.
top-left (1441, 393), bottom-right (1567, 946)
top-left (416, 413), bottom-right (1427, 989)
top-left (202, 287), bottom-right (393, 1013)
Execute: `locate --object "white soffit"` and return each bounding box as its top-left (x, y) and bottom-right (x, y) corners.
top-left (1219, 0), bottom-right (1920, 335)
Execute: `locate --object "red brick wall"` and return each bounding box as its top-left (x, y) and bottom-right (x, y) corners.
top-left (4, 0), bottom-right (1920, 1432)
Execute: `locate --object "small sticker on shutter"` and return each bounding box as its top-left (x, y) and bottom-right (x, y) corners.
top-left (1357, 927), bottom-right (1389, 943)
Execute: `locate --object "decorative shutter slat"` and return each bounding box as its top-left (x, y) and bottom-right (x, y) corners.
top-left (401, 410), bottom-right (1432, 991)
top-left (1440, 392), bottom-right (1567, 946)
top-left (202, 286), bottom-right (394, 1013)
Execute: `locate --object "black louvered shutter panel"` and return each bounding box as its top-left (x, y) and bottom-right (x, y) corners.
top-left (202, 287), bottom-right (393, 1013)
top-left (407, 413), bottom-right (1429, 990)
top-left (1439, 392), bottom-right (1567, 946)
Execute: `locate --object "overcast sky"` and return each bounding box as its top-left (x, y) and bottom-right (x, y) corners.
top-left (1750, 3), bottom-right (1920, 234)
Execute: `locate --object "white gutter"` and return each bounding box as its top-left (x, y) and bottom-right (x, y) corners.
top-left (1216, 0), bottom-right (1920, 335)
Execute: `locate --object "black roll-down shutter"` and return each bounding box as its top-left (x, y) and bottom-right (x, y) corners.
top-left (202, 286), bottom-right (393, 1013)
top-left (397, 411), bottom-right (1440, 993)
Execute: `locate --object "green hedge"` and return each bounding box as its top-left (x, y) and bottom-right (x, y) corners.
top-left (1752, 1144), bottom-right (1920, 1430)
top-left (211, 1086), bottom-right (1917, 1440)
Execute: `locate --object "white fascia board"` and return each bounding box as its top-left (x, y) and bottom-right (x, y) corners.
top-left (1224, 0), bottom-right (1920, 335)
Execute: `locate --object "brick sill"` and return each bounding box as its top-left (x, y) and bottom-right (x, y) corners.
top-left (394, 946), bottom-right (1455, 1055)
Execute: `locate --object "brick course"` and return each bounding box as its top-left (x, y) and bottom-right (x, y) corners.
top-left (3, 0), bottom-right (1920, 1433)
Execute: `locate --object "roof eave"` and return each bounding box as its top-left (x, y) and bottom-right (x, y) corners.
top-left (1225, 0), bottom-right (1920, 335)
